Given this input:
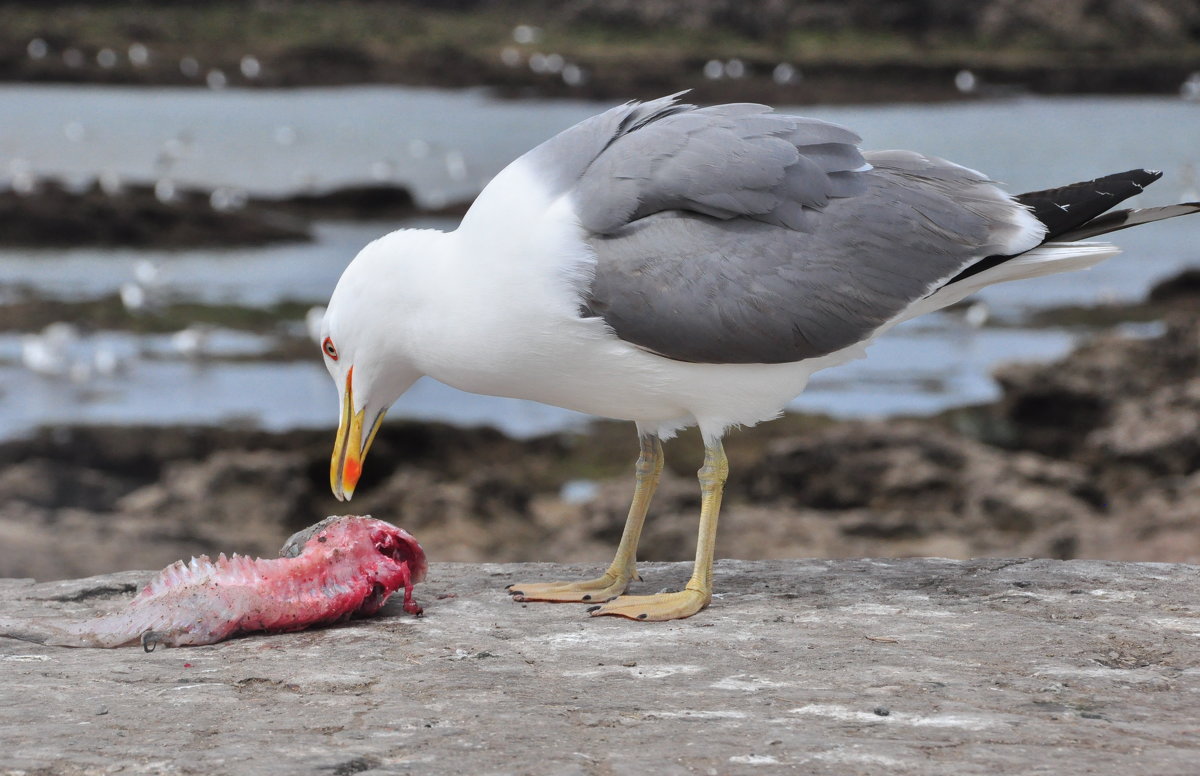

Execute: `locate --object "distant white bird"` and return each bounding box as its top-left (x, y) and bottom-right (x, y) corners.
top-left (21, 323), bottom-right (131, 383)
top-left (320, 95), bottom-right (1200, 621)
top-left (170, 325), bottom-right (210, 359)
top-left (21, 322), bottom-right (79, 377)
top-left (128, 43), bottom-right (149, 67)
top-left (99, 170), bottom-right (123, 196)
top-left (239, 55), bottom-right (261, 79)
top-left (120, 260), bottom-right (165, 313)
top-left (1181, 72), bottom-right (1200, 102)
top-left (963, 301), bottom-right (991, 329)
top-left (133, 259), bottom-right (160, 287)
top-left (772, 63), bottom-right (798, 85)
top-left (119, 282), bottom-right (146, 312)
top-left (154, 179), bottom-right (177, 204)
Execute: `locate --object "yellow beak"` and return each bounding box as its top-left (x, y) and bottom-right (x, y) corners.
top-left (330, 366), bottom-right (386, 501)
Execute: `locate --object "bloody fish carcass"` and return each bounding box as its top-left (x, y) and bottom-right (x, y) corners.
top-left (0, 515), bottom-right (426, 649)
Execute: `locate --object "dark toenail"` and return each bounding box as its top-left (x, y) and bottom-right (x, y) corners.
top-left (582, 595), bottom-right (592, 601)
top-left (586, 605), bottom-right (601, 612)
top-left (637, 613), bottom-right (648, 620)
top-left (509, 590), bottom-right (523, 596)
top-left (504, 584), bottom-right (514, 590)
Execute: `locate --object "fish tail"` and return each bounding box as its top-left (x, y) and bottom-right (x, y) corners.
top-left (0, 614), bottom-right (148, 648)
top-left (0, 616), bottom-right (99, 647)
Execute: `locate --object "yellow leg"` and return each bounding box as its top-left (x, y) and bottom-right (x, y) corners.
top-left (507, 435), bottom-right (663, 604)
top-left (588, 439), bottom-right (728, 621)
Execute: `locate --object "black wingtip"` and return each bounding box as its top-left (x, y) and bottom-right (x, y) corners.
top-left (945, 169), bottom-right (1171, 288)
top-left (1015, 169), bottom-right (1163, 242)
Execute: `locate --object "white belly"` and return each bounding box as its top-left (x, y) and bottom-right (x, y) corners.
top-left (418, 283), bottom-right (858, 438)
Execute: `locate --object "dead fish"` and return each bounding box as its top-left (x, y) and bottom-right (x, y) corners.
top-left (0, 515), bottom-right (426, 649)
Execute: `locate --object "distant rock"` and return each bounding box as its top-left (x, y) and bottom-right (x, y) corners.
top-left (4, 1), bottom-right (1199, 103)
top-left (1148, 268), bottom-right (1200, 304)
top-left (0, 178), bottom-right (310, 248)
top-left (1089, 378), bottom-right (1200, 476)
top-left (994, 315), bottom-right (1200, 460)
top-left (257, 184), bottom-right (470, 220)
top-left (741, 421), bottom-right (1102, 558)
top-left (0, 177), bottom-right (467, 248)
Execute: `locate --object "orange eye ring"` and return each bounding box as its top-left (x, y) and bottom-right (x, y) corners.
top-left (322, 337), bottom-right (338, 361)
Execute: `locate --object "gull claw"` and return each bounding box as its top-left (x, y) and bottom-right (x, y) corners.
top-left (586, 589), bottom-right (709, 621)
top-left (504, 571), bottom-right (634, 604)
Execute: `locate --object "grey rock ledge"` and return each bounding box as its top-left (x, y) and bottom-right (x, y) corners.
top-left (2, 557), bottom-right (1198, 775)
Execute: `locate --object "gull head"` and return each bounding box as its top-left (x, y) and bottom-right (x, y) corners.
top-left (323, 228), bottom-right (445, 501)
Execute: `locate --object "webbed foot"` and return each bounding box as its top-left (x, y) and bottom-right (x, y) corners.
top-left (507, 569), bottom-right (637, 604)
top-left (585, 586), bottom-right (709, 621)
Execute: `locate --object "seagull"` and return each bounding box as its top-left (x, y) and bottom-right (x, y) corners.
top-left (320, 94), bottom-right (1199, 621)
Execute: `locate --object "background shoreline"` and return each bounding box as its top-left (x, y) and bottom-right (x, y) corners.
top-left (4, 276), bottom-right (1198, 581)
top-left (2, 1), bottom-right (1198, 104)
top-left (2, 3), bottom-right (1198, 582)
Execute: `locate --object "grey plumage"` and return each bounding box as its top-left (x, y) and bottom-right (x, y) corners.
top-left (526, 93), bottom-right (867, 234)
top-left (572, 106), bottom-right (867, 233)
top-left (519, 95), bottom-right (1186, 365)
top-left (524, 95), bottom-right (1035, 364)
top-left (582, 153), bottom-right (1032, 363)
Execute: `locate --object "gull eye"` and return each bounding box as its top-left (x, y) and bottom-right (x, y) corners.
top-left (322, 337), bottom-right (339, 361)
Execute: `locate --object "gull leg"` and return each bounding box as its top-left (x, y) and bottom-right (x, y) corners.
top-left (508, 435), bottom-right (663, 604)
top-left (588, 439), bottom-right (728, 621)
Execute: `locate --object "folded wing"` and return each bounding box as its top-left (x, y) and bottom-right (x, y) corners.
top-left (522, 95), bottom-right (1043, 364)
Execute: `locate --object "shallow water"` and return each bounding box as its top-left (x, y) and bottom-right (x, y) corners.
top-left (1, 86), bottom-right (1197, 439)
top-left (0, 314), bottom-right (1090, 439)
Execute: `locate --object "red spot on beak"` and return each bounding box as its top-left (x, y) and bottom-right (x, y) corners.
top-left (343, 456), bottom-right (362, 489)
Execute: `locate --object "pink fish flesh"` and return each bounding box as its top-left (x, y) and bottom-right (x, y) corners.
top-left (0, 515), bottom-right (426, 649)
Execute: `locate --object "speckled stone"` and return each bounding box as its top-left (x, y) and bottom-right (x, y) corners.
top-left (2, 558), bottom-right (1199, 775)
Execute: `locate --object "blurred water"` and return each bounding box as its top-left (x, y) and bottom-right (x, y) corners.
top-left (0, 84), bottom-right (607, 207)
top-left (0, 221), bottom-right (422, 305)
top-left (0, 314), bottom-right (1081, 438)
top-left (0, 361), bottom-right (587, 440)
top-left (0, 86), bottom-right (1197, 438)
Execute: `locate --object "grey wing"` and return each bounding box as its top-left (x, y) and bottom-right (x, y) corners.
top-left (522, 94), bottom-right (869, 232)
top-left (522, 95), bottom-right (1041, 364)
top-left (582, 151), bottom-right (1042, 364)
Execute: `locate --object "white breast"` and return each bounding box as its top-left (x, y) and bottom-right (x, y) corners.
top-left (404, 157), bottom-right (848, 439)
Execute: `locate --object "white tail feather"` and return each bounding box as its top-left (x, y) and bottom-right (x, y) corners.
top-left (894, 241), bottom-right (1120, 325)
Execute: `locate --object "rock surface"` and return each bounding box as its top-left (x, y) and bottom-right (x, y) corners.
top-left (0, 180), bottom-right (310, 248)
top-left (0, 178), bottom-right (469, 248)
top-left (2, 558), bottom-right (1198, 775)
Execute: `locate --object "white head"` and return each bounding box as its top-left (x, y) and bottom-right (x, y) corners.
top-left (322, 229), bottom-right (443, 500)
